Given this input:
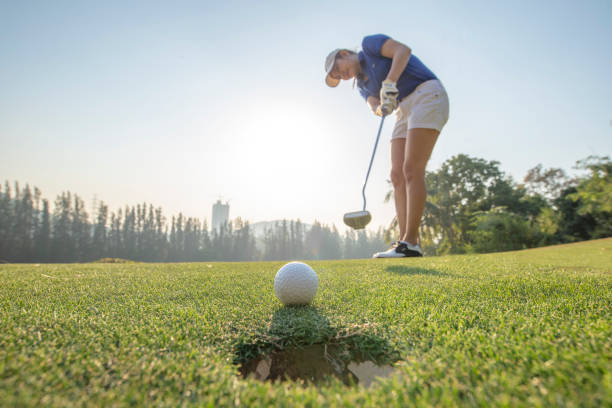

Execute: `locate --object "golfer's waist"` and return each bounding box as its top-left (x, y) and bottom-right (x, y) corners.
top-left (400, 79), bottom-right (444, 101)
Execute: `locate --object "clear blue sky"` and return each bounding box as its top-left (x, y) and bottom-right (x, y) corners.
top-left (1, 0), bottom-right (611, 231)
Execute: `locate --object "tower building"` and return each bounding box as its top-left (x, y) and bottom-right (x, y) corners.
top-left (211, 200), bottom-right (230, 231)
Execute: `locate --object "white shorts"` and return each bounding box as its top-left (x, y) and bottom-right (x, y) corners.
top-left (391, 79), bottom-right (449, 139)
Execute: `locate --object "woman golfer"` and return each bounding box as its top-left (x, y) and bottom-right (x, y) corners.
top-left (325, 34), bottom-right (449, 258)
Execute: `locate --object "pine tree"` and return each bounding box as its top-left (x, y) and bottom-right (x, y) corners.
top-left (169, 216), bottom-right (177, 261)
top-left (0, 182), bottom-right (13, 260)
top-left (241, 220), bottom-right (258, 261)
top-left (200, 219), bottom-right (212, 260)
top-left (12, 183), bottom-right (36, 261)
top-left (72, 195), bottom-right (90, 261)
top-left (176, 213), bottom-right (184, 260)
top-left (142, 204), bottom-right (155, 261)
top-left (319, 224), bottom-right (342, 260)
top-left (211, 221), bottom-right (232, 261)
top-left (184, 217), bottom-right (199, 261)
top-left (52, 192), bottom-right (73, 262)
top-left (34, 199), bottom-right (51, 261)
top-left (31, 188), bottom-right (41, 260)
top-left (136, 203), bottom-right (145, 259)
top-left (343, 230), bottom-right (356, 259)
top-left (279, 219), bottom-right (289, 259)
top-left (109, 209), bottom-right (123, 259)
top-left (305, 221), bottom-right (322, 259)
top-left (232, 218), bottom-right (257, 261)
top-left (122, 206), bottom-right (136, 260)
top-left (92, 201), bottom-right (109, 260)
top-left (154, 207), bottom-right (167, 261)
top-left (294, 220), bottom-right (305, 259)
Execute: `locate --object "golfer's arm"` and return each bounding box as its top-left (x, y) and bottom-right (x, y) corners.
top-left (367, 96), bottom-right (380, 111)
top-left (380, 39), bottom-right (411, 83)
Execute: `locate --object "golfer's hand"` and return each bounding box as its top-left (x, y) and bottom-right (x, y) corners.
top-left (379, 79), bottom-right (399, 112)
top-left (375, 104), bottom-right (392, 117)
top-left (367, 96), bottom-right (380, 115)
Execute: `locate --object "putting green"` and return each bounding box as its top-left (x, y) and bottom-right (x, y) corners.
top-left (0, 238), bottom-right (610, 406)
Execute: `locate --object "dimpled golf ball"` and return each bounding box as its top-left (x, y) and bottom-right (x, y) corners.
top-left (274, 262), bottom-right (319, 305)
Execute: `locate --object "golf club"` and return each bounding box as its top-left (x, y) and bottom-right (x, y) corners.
top-left (343, 115), bottom-right (386, 230)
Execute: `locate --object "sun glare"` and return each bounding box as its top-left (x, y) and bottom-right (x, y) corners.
top-left (231, 103), bottom-right (336, 196)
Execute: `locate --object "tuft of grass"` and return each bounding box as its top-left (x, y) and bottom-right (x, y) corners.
top-left (0, 238), bottom-right (610, 407)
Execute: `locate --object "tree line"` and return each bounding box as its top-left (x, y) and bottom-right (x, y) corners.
top-left (385, 154), bottom-right (611, 255)
top-left (0, 183), bottom-right (386, 262)
top-left (1, 154), bottom-right (609, 262)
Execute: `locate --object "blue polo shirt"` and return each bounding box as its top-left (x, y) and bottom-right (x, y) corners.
top-left (357, 34), bottom-right (437, 102)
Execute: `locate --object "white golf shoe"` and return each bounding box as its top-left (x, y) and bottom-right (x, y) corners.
top-left (373, 241), bottom-right (423, 258)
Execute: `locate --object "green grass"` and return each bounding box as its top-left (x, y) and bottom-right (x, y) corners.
top-left (1, 239), bottom-right (611, 407)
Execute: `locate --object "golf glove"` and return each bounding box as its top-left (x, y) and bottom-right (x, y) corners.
top-left (379, 79), bottom-right (399, 113)
top-left (375, 104), bottom-right (392, 117)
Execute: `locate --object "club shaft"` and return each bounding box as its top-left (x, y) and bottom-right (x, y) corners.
top-left (362, 116), bottom-right (386, 211)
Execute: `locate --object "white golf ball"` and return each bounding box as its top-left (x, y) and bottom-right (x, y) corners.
top-left (274, 262), bottom-right (319, 305)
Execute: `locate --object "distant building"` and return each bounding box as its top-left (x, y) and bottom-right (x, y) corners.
top-left (212, 200), bottom-right (230, 231)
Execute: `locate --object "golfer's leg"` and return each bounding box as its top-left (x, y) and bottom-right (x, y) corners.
top-left (390, 138), bottom-right (407, 240)
top-left (402, 128), bottom-right (439, 245)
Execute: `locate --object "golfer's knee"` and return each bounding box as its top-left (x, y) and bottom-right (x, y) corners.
top-left (402, 164), bottom-right (425, 184)
top-left (390, 168), bottom-right (404, 188)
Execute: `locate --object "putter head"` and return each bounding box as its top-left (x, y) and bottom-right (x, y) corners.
top-left (343, 210), bottom-right (372, 230)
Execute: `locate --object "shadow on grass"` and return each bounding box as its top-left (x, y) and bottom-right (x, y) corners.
top-left (385, 265), bottom-right (448, 276)
top-left (234, 306), bottom-right (400, 387)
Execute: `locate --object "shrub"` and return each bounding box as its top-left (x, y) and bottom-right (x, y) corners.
top-left (468, 210), bottom-right (537, 253)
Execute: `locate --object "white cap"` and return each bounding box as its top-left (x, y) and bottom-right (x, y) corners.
top-left (324, 49), bottom-right (342, 87)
